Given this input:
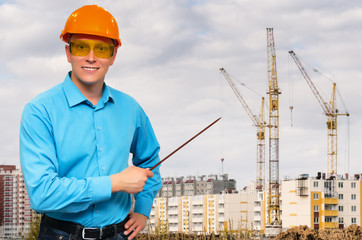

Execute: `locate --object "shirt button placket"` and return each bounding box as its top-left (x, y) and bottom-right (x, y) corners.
top-left (94, 110), bottom-right (104, 176)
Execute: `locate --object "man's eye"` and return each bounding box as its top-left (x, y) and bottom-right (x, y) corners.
top-left (96, 45), bottom-right (108, 51)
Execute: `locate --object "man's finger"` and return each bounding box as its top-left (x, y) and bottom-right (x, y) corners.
top-left (145, 169), bottom-right (154, 178)
top-left (124, 218), bottom-right (135, 230)
top-left (128, 226), bottom-right (140, 240)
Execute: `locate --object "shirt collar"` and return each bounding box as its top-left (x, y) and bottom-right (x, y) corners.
top-left (62, 72), bottom-right (114, 108)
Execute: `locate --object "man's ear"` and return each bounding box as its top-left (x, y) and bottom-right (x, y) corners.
top-left (65, 45), bottom-right (71, 63)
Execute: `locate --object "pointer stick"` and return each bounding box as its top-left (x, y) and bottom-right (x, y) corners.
top-left (150, 117), bottom-right (222, 171)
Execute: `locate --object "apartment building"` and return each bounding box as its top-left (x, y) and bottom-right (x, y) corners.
top-left (150, 172), bottom-right (361, 236)
top-left (150, 191), bottom-right (255, 234)
top-left (281, 173), bottom-right (361, 231)
top-left (159, 174), bottom-right (236, 198)
top-left (0, 165), bottom-right (32, 238)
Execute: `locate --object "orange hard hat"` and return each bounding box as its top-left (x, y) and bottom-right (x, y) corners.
top-left (60, 5), bottom-right (121, 48)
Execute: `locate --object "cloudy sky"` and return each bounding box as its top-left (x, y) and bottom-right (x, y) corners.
top-left (1, 0), bottom-right (361, 189)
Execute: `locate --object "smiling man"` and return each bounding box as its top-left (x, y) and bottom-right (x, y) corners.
top-left (20, 5), bottom-right (162, 240)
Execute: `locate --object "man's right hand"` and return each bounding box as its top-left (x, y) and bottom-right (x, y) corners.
top-left (110, 166), bottom-right (154, 193)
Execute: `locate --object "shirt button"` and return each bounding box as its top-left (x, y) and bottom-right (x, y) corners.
top-left (99, 147), bottom-right (103, 151)
top-left (97, 126), bottom-right (102, 130)
top-left (96, 210), bottom-right (99, 213)
top-left (102, 167), bottom-right (105, 170)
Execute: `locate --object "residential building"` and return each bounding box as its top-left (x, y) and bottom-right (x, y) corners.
top-left (151, 172), bottom-right (361, 236)
top-left (159, 174), bottom-right (236, 198)
top-left (0, 165), bottom-right (32, 238)
top-left (150, 191), bottom-right (255, 234)
top-left (281, 173), bottom-right (361, 231)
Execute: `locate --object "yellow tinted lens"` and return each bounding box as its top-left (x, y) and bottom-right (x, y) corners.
top-left (70, 41), bottom-right (90, 56)
top-left (70, 40), bottom-right (114, 59)
top-left (94, 43), bottom-right (113, 58)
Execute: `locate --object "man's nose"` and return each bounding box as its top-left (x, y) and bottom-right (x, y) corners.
top-left (86, 50), bottom-right (96, 62)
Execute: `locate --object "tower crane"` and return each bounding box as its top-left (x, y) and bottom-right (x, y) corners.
top-left (288, 50), bottom-right (350, 177)
top-left (219, 68), bottom-right (266, 191)
top-left (266, 28), bottom-right (281, 232)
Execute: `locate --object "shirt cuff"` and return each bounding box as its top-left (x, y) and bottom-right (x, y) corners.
top-left (91, 176), bottom-right (112, 204)
top-left (134, 198), bottom-right (153, 217)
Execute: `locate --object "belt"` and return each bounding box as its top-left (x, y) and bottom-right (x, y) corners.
top-left (42, 214), bottom-right (130, 239)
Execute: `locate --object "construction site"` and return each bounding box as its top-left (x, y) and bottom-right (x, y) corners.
top-left (149, 28), bottom-right (359, 239)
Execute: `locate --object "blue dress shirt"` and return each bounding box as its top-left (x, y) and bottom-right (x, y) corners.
top-left (20, 72), bottom-right (162, 227)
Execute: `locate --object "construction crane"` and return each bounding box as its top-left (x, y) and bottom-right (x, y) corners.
top-left (288, 50), bottom-right (350, 177)
top-left (266, 28), bottom-right (281, 233)
top-left (219, 67), bottom-right (266, 191)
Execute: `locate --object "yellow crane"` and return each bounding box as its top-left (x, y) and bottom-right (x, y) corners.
top-left (266, 28), bottom-right (281, 232)
top-left (289, 50), bottom-right (349, 177)
top-left (219, 68), bottom-right (266, 191)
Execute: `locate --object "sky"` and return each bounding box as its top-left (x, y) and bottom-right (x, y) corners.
top-left (1, 0), bottom-right (361, 189)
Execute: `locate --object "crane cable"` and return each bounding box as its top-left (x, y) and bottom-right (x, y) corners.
top-left (219, 72), bottom-right (225, 174)
top-left (224, 71), bottom-right (268, 113)
top-left (288, 54), bottom-right (294, 127)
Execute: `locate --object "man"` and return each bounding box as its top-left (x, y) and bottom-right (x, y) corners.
top-left (20, 5), bottom-right (162, 240)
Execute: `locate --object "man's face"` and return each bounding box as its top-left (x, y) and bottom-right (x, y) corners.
top-left (65, 34), bottom-right (117, 88)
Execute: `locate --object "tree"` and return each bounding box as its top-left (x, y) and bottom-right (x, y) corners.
top-left (23, 212), bottom-right (41, 240)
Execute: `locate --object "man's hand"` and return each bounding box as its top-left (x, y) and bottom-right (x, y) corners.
top-left (110, 166), bottom-right (153, 193)
top-left (124, 211), bottom-right (148, 240)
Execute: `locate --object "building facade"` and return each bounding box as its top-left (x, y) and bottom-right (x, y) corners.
top-left (0, 165), bottom-right (32, 238)
top-left (159, 174), bottom-right (236, 198)
top-left (150, 192), bottom-right (255, 234)
top-left (151, 173), bottom-right (361, 236)
top-left (281, 173), bottom-right (361, 231)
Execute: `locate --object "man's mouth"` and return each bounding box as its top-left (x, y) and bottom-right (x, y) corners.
top-left (82, 67), bottom-right (100, 71)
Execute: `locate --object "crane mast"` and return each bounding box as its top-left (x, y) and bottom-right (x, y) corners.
top-left (219, 68), bottom-right (266, 190)
top-left (257, 97), bottom-right (266, 191)
top-left (266, 28), bottom-right (281, 230)
top-left (288, 51), bottom-right (349, 177)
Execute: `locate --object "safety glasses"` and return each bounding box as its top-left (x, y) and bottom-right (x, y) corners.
top-left (69, 39), bottom-right (115, 59)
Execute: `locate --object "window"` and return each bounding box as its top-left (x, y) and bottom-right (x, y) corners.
top-left (338, 194), bottom-right (343, 200)
top-left (351, 182), bottom-right (356, 188)
top-left (352, 218), bottom-right (357, 224)
top-left (351, 194), bottom-right (356, 200)
top-left (351, 206), bottom-right (356, 212)
top-left (339, 217), bottom-right (344, 224)
top-left (338, 182), bottom-right (343, 188)
top-left (258, 192), bottom-right (264, 200)
top-left (314, 217), bottom-right (319, 224)
top-left (338, 206), bottom-right (344, 212)
top-left (313, 181), bottom-right (319, 188)
top-left (313, 193), bottom-right (319, 200)
top-left (314, 205), bottom-right (319, 212)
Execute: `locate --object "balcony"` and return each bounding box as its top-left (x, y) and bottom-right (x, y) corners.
top-left (322, 198), bottom-right (338, 205)
top-left (254, 206), bottom-right (261, 212)
top-left (320, 222), bottom-right (338, 229)
top-left (192, 216), bottom-right (203, 223)
top-left (322, 210), bottom-right (338, 217)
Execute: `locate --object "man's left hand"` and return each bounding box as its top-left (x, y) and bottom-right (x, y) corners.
top-left (124, 211), bottom-right (148, 240)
